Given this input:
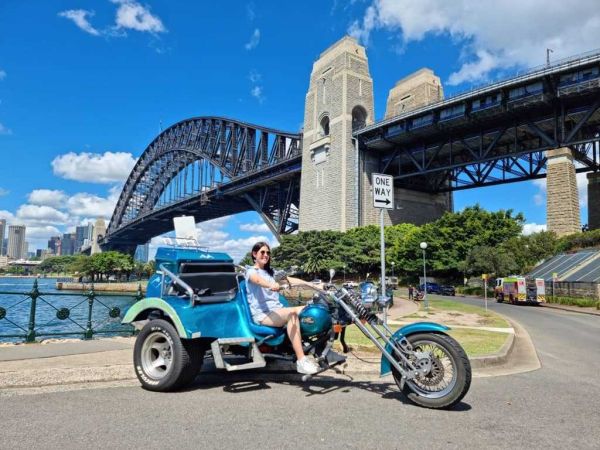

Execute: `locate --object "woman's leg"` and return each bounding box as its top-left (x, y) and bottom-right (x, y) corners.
top-left (260, 306), bottom-right (305, 360)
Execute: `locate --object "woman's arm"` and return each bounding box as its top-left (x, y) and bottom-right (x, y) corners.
top-left (248, 271), bottom-right (280, 291)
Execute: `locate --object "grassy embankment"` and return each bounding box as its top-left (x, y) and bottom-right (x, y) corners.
top-left (337, 295), bottom-right (511, 358)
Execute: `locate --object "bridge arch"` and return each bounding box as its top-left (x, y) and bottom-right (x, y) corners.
top-left (105, 117), bottom-right (301, 250)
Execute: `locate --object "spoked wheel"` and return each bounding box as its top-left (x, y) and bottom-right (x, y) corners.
top-left (392, 333), bottom-right (471, 409)
top-left (133, 319), bottom-right (205, 392)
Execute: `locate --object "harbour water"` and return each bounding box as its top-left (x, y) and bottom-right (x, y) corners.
top-left (0, 277), bottom-right (139, 342)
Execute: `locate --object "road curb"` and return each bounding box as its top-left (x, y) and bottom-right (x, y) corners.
top-left (469, 327), bottom-right (515, 369)
top-left (542, 303), bottom-right (600, 316)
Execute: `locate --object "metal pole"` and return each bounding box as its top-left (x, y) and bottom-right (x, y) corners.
top-left (380, 208), bottom-right (387, 325)
top-left (422, 249), bottom-right (427, 308)
top-left (26, 279), bottom-right (39, 343)
top-left (484, 278), bottom-right (488, 311)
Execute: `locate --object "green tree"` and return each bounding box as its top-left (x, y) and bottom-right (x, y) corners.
top-left (464, 245), bottom-right (518, 277)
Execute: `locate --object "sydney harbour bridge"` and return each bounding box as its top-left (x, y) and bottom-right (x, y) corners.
top-left (102, 37), bottom-right (600, 253)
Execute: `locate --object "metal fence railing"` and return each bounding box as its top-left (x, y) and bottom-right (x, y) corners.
top-left (0, 279), bottom-right (143, 343)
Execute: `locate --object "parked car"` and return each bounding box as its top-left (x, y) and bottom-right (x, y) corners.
top-left (343, 281), bottom-right (359, 289)
top-left (440, 285), bottom-right (456, 296)
top-left (419, 282), bottom-right (441, 294)
top-left (311, 278), bottom-right (323, 285)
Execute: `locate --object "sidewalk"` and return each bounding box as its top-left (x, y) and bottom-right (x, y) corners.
top-left (0, 298), bottom-right (534, 392)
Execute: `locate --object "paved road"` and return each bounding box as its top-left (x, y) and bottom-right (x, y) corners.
top-left (1, 298), bottom-right (599, 450)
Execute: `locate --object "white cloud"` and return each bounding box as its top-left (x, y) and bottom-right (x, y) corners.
top-left (58, 9), bottom-right (101, 36)
top-left (246, 3), bottom-right (256, 21)
top-left (0, 210), bottom-right (15, 222)
top-left (240, 222), bottom-right (270, 232)
top-left (0, 122), bottom-right (12, 135)
top-left (25, 225), bottom-right (61, 240)
top-left (244, 28), bottom-right (261, 50)
top-left (28, 189), bottom-right (68, 208)
top-left (0, 188), bottom-right (8, 197)
top-left (52, 151), bottom-right (136, 183)
top-left (250, 86), bottom-right (264, 102)
top-left (16, 205), bottom-right (70, 225)
top-left (350, 0), bottom-right (600, 86)
top-left (66, 191), bottom-right (119, 220)
top-left (248, 70), bottom-right (264, 103)
top-left (111, 0), bottom-right (166, 34)
top-left (0, 70), bottom-right (6, 80)
top-left (522, 223), bottom-right (547, 235)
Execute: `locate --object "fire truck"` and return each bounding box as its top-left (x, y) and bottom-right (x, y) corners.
top-left (494, 276), bottom-right (546, 305)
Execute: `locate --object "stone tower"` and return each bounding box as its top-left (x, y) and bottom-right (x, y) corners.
top-left (588, 172), bottom-right (600, 231)
top-left (91, 218), bottom-right (106, 255)
top-left (546, 148), bottom-right (581, 236)
top-left (363, 68), bottom-right (452, 226)
top-left (385, 68), bottom-right (443, 118)
top-left (299, 36), bottom-right (375, 231)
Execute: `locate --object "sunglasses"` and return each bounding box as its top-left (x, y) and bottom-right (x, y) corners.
top-left (258, 250), bottom-right (271, 256)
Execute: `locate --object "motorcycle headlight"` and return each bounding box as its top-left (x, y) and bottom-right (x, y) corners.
top-left (367, 285), bottom-right (378, 298)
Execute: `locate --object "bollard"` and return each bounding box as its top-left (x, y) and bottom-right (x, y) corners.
top-left (26, 279), bottom-right (39, 343)
top-left (84, 284), bottom-right (95, 340)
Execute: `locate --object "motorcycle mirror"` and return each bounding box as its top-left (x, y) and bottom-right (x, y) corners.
top-left (329, 268), bottom-right (335, 283)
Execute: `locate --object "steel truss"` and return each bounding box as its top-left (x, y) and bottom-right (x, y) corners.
top-left (356, 60), bottom-right (600, 193)
top-left (105, 117), bottom-right (301, 250)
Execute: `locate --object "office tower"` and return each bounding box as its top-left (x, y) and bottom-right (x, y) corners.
top-left (61, 232), bottom-right (76, 256)
top-left (21, 240), bottom-right (29, 260)
top-left (7, 225), bottom-right (26, 259)
top-left (134, 242), bottom-right (150, 263)
top-left (0, 219), bottom-right (6, 255)
top-left (48, 236), bottom-right (61, 255)
top-left (75, 223), bottom-right (94, 253)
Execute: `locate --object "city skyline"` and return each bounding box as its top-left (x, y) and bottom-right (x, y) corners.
top-left (1, 1), bottom-right (599, 261)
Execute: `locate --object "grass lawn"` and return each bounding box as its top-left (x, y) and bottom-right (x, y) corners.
top-left (402, 296), bottom-right (510, 329)
top-left (335, 322), bottom-right (510, 358)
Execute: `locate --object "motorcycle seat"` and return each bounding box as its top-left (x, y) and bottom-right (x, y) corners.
top-left (238, 284), bottom-right (286, 338)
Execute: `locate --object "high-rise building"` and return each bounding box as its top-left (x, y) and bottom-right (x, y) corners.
top-left (75, 223), bottom-right (94, 253)
top-left (0, 219), bottom-right (6, 256)
top-left (48, 236), bottom-right (61, 256)
top-left (7, 225), bottom-right (26, 260)
top-left (134, 243), bottom-right (150, 263)
top-left (21, 240), bottom-right (29, 260)
top-left (61, 233), bottom-right (76, 255)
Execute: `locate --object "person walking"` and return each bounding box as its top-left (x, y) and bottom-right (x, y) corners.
top-left (408, 285), bottom-right (414, 301)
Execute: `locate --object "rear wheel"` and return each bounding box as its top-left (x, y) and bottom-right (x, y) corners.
top-left (133, 319), bottom-right (204, 392)
top-left (392, 333), bottom-right (471, 409)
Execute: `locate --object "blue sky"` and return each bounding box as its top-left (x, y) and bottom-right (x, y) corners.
top-left (1, 0), bottom-right (598, 260)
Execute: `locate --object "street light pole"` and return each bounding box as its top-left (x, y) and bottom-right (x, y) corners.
top-left (391, 261), bottom-right (395, 278)
top-left (420, 242), bottom-right (428, 310)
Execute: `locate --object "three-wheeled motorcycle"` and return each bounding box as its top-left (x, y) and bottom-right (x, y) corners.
top-left (123, 244), bottom-right (471, 409)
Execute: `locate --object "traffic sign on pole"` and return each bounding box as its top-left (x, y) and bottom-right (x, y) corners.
top-left (372, 173), bottom-right (394, 209)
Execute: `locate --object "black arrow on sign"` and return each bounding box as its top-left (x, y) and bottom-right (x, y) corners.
top-left (375, 198), bottom-right (391, 205)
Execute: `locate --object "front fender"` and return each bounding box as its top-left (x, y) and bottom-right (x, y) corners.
top-left (122, 297), bottom-right (188, 338)
top-left (380, 322), bottom-right (450, 376)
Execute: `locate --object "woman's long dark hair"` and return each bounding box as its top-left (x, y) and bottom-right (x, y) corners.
top-left (251, 241), bottom-right (273, 276)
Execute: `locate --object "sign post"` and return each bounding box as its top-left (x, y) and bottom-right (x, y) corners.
top-left (552, 272), bottom-right (558, 301)
top-left (482, 274), bottom-right (488, 311)
top-left (372, 173), bottom-right (394, 325)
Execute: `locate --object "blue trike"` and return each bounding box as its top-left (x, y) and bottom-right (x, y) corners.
top-left (123, 245), bottom-right (471, 409)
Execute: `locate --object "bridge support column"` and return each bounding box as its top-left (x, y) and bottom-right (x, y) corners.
top-left (546, 148), bottom-right (581, 236)
top-left (587, 172), bottom-right (600, 230)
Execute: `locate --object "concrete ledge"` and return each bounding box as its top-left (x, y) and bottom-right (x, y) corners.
top-left (469, 330), bottom-right (515, 369)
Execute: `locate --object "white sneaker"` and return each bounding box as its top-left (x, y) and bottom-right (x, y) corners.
top-left (296, 356), bottom-right (319, 375)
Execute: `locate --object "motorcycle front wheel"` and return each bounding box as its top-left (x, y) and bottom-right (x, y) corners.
top-left (392, 332), bottom-right (471, 409)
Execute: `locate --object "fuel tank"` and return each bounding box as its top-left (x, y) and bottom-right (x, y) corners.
top-left (299, 303), bottom-right (332, 337)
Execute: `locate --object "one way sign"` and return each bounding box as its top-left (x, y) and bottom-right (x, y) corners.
top-left (372, 173), bottom-right (394, 209)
